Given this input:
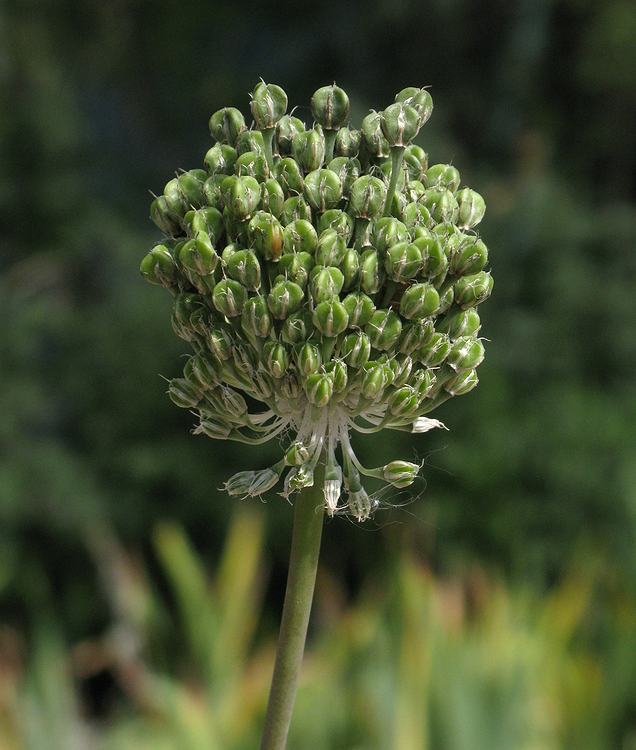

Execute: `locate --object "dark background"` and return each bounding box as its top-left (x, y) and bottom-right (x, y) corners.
top-left (2, 0), bottom-right (636, 747)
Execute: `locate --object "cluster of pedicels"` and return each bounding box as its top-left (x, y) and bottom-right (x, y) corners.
top-left (140, 82), bottom-right (492, 520)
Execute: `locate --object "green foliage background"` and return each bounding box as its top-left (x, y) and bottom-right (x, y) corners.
top-left (1, 0), bottom-right (636, 746)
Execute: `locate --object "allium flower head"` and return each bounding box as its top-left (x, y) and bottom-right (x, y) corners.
top-left (141, 82), bottom-right (492, 520)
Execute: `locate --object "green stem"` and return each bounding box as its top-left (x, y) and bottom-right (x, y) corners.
top-left (259, 465), bottom-right (325, 750)
top-left (383, 146), bottom-right (405, 216)
top-left (324, 130), bottom-right (336, 163)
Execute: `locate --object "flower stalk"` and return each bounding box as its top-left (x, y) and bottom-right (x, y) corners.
top-left (259, 464), bottom-right (325, 750)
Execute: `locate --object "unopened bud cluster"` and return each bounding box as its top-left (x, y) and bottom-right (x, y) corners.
top-left (141, 82), bottom-right (492, 520)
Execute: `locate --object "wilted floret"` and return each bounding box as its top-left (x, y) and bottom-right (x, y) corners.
top-left (141, 81), bottom-right (492, 520)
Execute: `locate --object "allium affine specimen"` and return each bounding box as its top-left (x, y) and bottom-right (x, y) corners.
top-left (141, 81), bottom-right (491, 749)
top-left (141, 82), bottom-right (492, 520)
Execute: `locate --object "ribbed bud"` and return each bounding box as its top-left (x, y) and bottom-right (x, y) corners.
top-left (236, 130), bottom-right (266, 156)
top-left (225, 249), bottom-right (261, 290)
top-left (383, 460), bottom-right (420, 488)
top-left (241, 296), bottom-right (272, 338)
top-left (325, 360), bottom-right (348, 392)
top-left (311, 84), bottom-right (350, 130)
top-left (304, 169), bottom-right (343, 212)
top-left (436, 308), bottom-right (481, 339)
top-left (416, 331), bottom-right (451, 367)
top-left (281, 196), bottom-right (312, 225)
top-left (426, 164), bottom-right (461, 193)
top-left (450, 237), bottom-right (489, 276)
top-left (365, 309), bottom-right (403, 351)
top-left (341, 248), bottom-right (360, 290)
top-left (276, 158), bottom-right (305, 196)
top-left (360, 248), bottom-right (384, 295)
top-left (248, 211), bottom-right (284, 261)
top-left (209, 107), bottom-right (246, 146)
top-left (342, 291), bottom-right (375, 328)
top-left (385, 241), bottom-right (423, 282)
top-left (213, 279), bottom-right (247, 317)
top-left (361, 111), bottom-right (390, 158)
top-left (313, 299), bottom-right (349, 337)
top-left (444, 368), bottom-right (479, 396)
top-left (318, 209), bottom-right (354, 243)
top-left (335, 127), bottom-right (361, 157)
top-left (196, 416), bottom-right (232, 440)
top-left (295, 342), bottom-right (322, 375)
top-left (276, 115), bottom-right (305, 155)
top-left (341, 331), bottom-right (371, 368)
top-left (264, 340), bottom-right (290, 378)
top-left (226, 176), bottom-right (261, 220)
top-left (380, 102), bottom-right (421, 147)
top-left (168, 378), bottom-right (201, 409)
top-left (423, 189), bottom-right (459, 224)
top-left (140, 245), bottom-right (177, 287)
top-left (349, 176), bottom-right (387, 219)
top-left (281, 310), bottom-right (313, 344)
top-left (310, 265), bottom-right (344, 303)
top-left (260, 178), bottom-right (285, 217)
top-left (456, 188), bottom-right (486, 229)
top-left (454, 271), bottom-right (494, 308)
top-left (399, 283), bottom-right (440, 320)
top-left (395, 87), bottom-right (434, 127)
top-left (388, 386), bottom-right (419, 417)
top-left (315, 229), bottom-right (346, 266)
top-left (292, 126), bottom-right (326, 172)
top-left (372, 217), bottom-right (410, 254)
top-left (267, 280), bottom-right (304, 319)
top-left (204, 143), bottom-right (238, 175)
top-left (305, 372), bottom-right (334, 407)
top-left (403, 144), bottom-right (429, 180)
top-left (283, 219), bottom-right (318, 255)
top-left (250, 81), bottom-right (288, 129)
top-left (447, 336), bottom-right (485, 372)
top-left (279, 252), bottom-right (314, 288)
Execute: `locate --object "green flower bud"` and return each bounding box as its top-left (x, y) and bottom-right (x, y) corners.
top-left (225, 249), bottom-right (261, 290)
top-left (399, 319), bottom-right (435, 354)
top-left (410, 368), bottom-right (436, 399)
top-left (285, 441), bottom-right (310, 466)
top-left (313, 299), bottom-right (349, 337)
top-left (207, 325), bottom-right (234, 360)
top-left (303, 168), bottom-right (343, 212)
top-left (305, 372), bottom-right (334, 407)
top-left (348, 175), bottom-right (387, 219)
top-left (276, 157), bottom-right (305, 196)
top-left (189, 353), bottom-right (221, 390)
top-left (437, 307), bottom-right (481, 339)
top-left (372, 217), bottom-right (410, 254)
top-left (281, 310), bottom-right (314, 344)
top-left (388, 386), bottom-right (419, 417)
top-left (383, 460), bottom-right (420, 488)
top-left (409, 236), bottom-right (446, 280)
top-left (426, 164), bottom-right (461, 193)
top-left (359, 248), bottom-right (384, 295)
top-left (267, 279), bottom-right (304, 319)
top-left (454, 271), bottom-right (493, 308)
top-left (209, 107), bottom-right (246, 146)
top-left (444, 368), bottom-right (479, 396)
top-left (168, 378), bottom-right (201, 409)
top-left (236, 130), bottom-right (266, 158)
top-left (385, 241), bottom-right (423, 282)
top-left (340, 331), bottom-right (372, 368)
top-left (235, 150), bottom-right (270, 181)
top-left (339, 293), bottom-right (373, 329)
top-left (248, 211), bottom-right (284, 261)
top-left (361, 111), bottom-right (390, 158)
top-left (399, 282), bottom-right (440, 319)
top-left (250, 81), bottom-right (288, 129)
top-left (140, 244), bottom-right (177, 287)
top-left (447, 336), bottom-right (485, 372)
top-left (327, 157), bottom-right (360, 196)
top-left (311, 84), bottom-right (350, 130)
top-left (365, 309), bottom-right (403, 351)
top-left (279, 373), bottom-right (300, 401)
top-left (241, 295), bottom-right (272, 338)
top-left (402, 202), bottom-right (432, 230)
top-left (392, 355), bottom-right (414, 387)
top-left (263, 340), bottom-right (290, 378)
top-left (218, 387), bottom-right (248, 419)
top-left (281, 195), bottom-right (313, 225)
top-left (450, 236), bottom-right (488, 276)
top-left (295, 342), bottom-right (322, 375)
top-left (325, 359), bottom-right (348, 393)
top-left (318, 209), bottom-right (354, 243)
top-left (395, 87), bottom-right (433, 127)
top-left (276, 115), bottom-right (305, 155)
top-left (456, 187), bottom-right (486, 229)
top-left (260, 178), bottom-right (285, 217)
top-left (315, 228), bottom-right (346, 266)
top-left (310, 265), bottom-right (344, 303)
top-left (380, 102), bottom-right (421, 147)
top-left (403, 144), bottom-right (429, 180)
top-left (423, 188), bottom-right (459, 224)
top-left (163, 177), bottom-right (187, 217)
top-left (292, 126), bottom-right (326, 172)
top-left (226, 176), bottom-right (261, 221)
top-left (204, 143), bottom-right (238, 175)
top-left (185, 206), bottom-right (224, 243)
top-left (416, 332), bottom-right (451, 367)
top-left (360, 362), bottom-right (388, 400)
top-left (278, 251), bottom-right (314, 288)
top-left (283, 219), bottom-right (318, 254)
top-left (437, 280), bottom-right (455, 313)
top-left (173, 292), bottom-right (208, 329)
top-left (196, 415), bottom-right (232, 440)
top-left (341, 248), bottom-right (361, 290)
top-left (203, 175), bottom-right (225, 209)
top-left (335, 127), bottom-right (361, 157)
top-left (213, 278), bottom-right (247, 317)
top-left (150, 195), bottom-right (180, 235)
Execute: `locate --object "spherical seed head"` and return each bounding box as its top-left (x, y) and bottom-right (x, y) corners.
top-left (142, 81), bottom-right (493, 519)
top-left (311, 84), bottom-right (350, 130)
